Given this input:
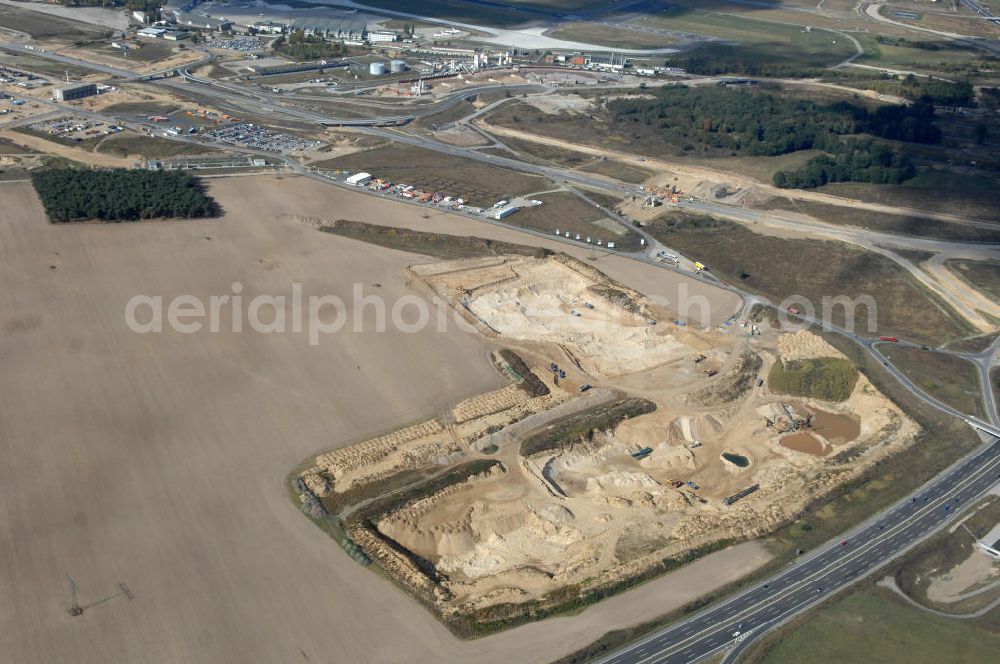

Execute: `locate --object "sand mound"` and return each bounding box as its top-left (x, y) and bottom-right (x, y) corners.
top-left (778, 330), bottom-right (847, 362)
top-left (584, 471), bottom-right (660, 494)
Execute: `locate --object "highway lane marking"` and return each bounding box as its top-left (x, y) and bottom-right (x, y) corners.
top-left (610, 449), bottom-right (1000, 664)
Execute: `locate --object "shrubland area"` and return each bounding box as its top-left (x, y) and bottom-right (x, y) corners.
top-left (492, 85), bottom-right (953, 189)
top-left (645, 214), bottom-right (973, 345)
top-left (767, 357), bottom-right (859, 402)
top-left (30, 169), bottom-right (220, 222)
top-left (881, 346), bottom-right (984, 417)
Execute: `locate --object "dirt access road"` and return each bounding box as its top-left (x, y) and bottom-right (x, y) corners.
top-left (0, 176), bottom-right (764, 664)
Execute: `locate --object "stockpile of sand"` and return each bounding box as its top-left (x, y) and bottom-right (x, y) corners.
top-left (314, 419), bottom-right (455, 490)
top-left (453, 384), bottom-right (529, 422)
top-left (437, 502), bottom-right (587, 579)
top-left (778, 330), bottom-right (847, 362)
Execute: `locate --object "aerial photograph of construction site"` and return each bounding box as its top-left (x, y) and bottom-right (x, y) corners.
top-left (2, 1), bottom-right (1000, 664)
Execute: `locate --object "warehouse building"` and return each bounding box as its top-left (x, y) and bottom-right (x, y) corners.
top-left (53, 83), bottom-right (98, 102)
top-left (367, 30), bottom-right (399, 43)
top-left (173, 11), bottom-right (232, 32)
top-left (345, 172), bottom-right (372, 186)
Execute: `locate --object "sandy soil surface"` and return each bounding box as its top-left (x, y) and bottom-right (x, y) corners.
top-left (0, 176), bottom-right (761, 664)
top-left (926, 549), bottom-right (1000, 604)
top-left (0, 129), bottom-right (138, 168)
top-left (0, 0), bottom-right (129, 32)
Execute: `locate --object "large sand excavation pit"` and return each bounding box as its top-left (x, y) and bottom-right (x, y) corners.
top-left (295, 241), bottom-right (919, 636)
top-left (413, 254), bottom-right (699, 377)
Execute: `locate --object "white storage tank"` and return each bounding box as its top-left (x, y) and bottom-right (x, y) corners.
top-left (390, 59), bottom-right (407, 73)
top-left (369, 62), bottom-right (386, 76)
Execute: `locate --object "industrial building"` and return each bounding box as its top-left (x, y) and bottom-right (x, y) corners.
top-left (53, 83), bottom-right (98, 102)
top-left (367, 30), bottom-right (399, 43)
top-left (173, 11), bottom-right (232, 32)
top-left (251, 21), bottom-right (286, 35)
top-left (346, 172), bottom-right (372, 186)
top-left (137, 27), bottom-right (167, 39)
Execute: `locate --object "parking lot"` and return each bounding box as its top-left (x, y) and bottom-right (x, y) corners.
top-left (206, 37), bottom-right (266, 52)
top-left (27, 115), bottom-right (123, 141)
top-left (201, 122), bottom-right (321, 153)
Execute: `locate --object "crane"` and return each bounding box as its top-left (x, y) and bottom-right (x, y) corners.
top-left (67, 575), bottom-right (83, 617)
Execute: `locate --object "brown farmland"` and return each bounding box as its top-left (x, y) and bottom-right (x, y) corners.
top-left (0, 175), bottom-right (760, 663)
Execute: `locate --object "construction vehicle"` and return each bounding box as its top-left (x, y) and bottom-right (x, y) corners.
top-left (778, 403), bottom-right (813, 433)
top-left (723, 483), bottom-right (760, 506)
top-left (686, 480), bottom-right (700, 490)
top-left (631, 446), bottom-right (653, 460)
top-left (686, 441), bottom-right (702, 449)
top-left (705, 369), bottom-right (718, 377)
top-left (66, 575), bottom-right (83, 616)
top-left (693, 261), bottom-right (706, 272)
top-left (579, 383), bottom-right (592, 392)
top-left (694, 354), bottom-right (707, 364)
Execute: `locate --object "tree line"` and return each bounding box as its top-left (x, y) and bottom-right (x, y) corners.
top-left (273, 31), bottom-right (348, 61)
top-left (773, 138), bottom-right (916, 188)
top-left (32, 169), bottom-right (220, 222)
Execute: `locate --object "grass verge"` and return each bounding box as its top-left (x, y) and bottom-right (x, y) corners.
top-left (313, 142), bottom-right (547, 207)
top-left (319, 219), bottom-right (552, 260)
top-left (644, 213), bottom-right (974, 345)
top-left (882, 346), bottom-right (983, 417)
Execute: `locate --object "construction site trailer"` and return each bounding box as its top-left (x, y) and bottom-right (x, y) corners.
top-left (493, 205), bottom-right (520, 220)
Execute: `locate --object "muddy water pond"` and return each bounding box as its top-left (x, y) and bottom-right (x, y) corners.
top-left (810, 409), bottom-right (860, 444)
top-left (721, 452), bottom-right (750, 467)
top-left (779, 431), bottom-right (828, 457)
